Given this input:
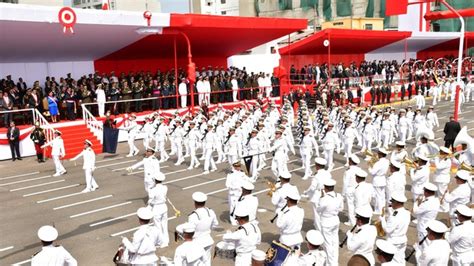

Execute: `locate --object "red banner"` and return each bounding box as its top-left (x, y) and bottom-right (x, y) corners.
top-left (386, 0), bottom-right (408, 16)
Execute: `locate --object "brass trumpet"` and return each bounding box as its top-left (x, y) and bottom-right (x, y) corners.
top-left (373, 207), bottom-right (386, 237)
top-left (459, 162), bottom-right (474, 174)
top-left (363, 150), bottom-right (378, 167)
top-left (403, 156), bottom-right (419, 170)
top-left (267, 181), bottom-right (277, 197)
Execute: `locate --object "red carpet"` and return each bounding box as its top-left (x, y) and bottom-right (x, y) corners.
top-left (46, 124), bottom-right (102, 159)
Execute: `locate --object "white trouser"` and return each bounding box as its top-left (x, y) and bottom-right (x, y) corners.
top-left (144, 179), bottom-right (154, 194)
top-left (235, 252), bottom-right (252, 266)
top-left (311, 202), bottom-right (322, 232)
top-left (188, 141), bottom-right (199, 168)
top-left (233, 89), bottom-right (238, 102)
top-left (169, 138), bottom-right (176, 155)
top-left (258, 154), bottom-right (266, 170)
top-left (271, 156), bottom-right (288, 178)
top-left (175, 140), bottom-right (183, 163)
top-left (249, 154), bottom-right (259, 178)
top-left (155, 139), bottom-right (169, 160)
top-left (323, 149), bottom-right (334, 171)
top-left (301, 150), bottom-right (312, 178)
top-left (180, 95), bottom-right (187, 108)
top-left (345, 193), bottom-right (356, 226)
top-left (84, 168), bottom-right (98, 190)
top-left (53, 155), bottom-right (66, 174)
top-left (399, 127), bottom-right (408, 142)
top-left (388, 241), bottom-right (406, 265)
top-left (227, 154), bottom-right (238, 166)
top-left (362, 137), bottom-right (373, 152)
top-left (216, 142), bottom-right (225, 162)
top-left (321, 223), bottom-right (339, 266)
top-left (128, 135), bottom-right (138, 155)
top-left (184, 140), bottom-right (190, 156)
top-left (143, 136), bottom-right (151, 150)
top-left (152, 205), bottom-right (169, 246)
top-left (202, 245), bottom-right (212, 266)
top-left (434, 181), bottom-right (449, 212)
top-left (373, 186), bottom-right (386, 214)
top-left (98, 101), bottom-right (105, 117)
top-left (343, 142), bottom-right (353, 160)
top-left (451, 252), bottom-right (474, 266)
top-left (379, 131), bottom-right (390, 149)
top-left (203, 148), bottom-right (216, 171)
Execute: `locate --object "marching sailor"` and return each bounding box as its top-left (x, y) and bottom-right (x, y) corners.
top-left (32, 226), bottom-right (77, 266)
top-left (416, 220), bottom-right (450, 265)
top-left (269, 129), bottom-right (291, 179)
top-left (297, 230), bottom-right (327, 266)
top-left (320, 122), bottom-right (340, 171)
top-left (443, 170), bottom-right (471, 225)
top-left (126, 148), bottom-right (160, 194)
top-left (412, 183), bottom-right (440, 246)
top-left (70, 140), bottom-right (98, 193)
top-left (271, 171), bottom-right (295, 211)
top-left (342, 155), bottom-right (361, 226)
top-left (187, 121), bottom-right (202, 170)
top-left (374, 239), bottom-right (398, 266)
top-left (447, 205), bottom-right (474, 266)
top-left (410, 155), bottom-right (430, 202)
top-left (303, 158), bottom-right (331, 231)
top-left (345, 206), bottom-right (377, 266)
top-left (202, 124), bottom-right (218, 174)
top-left (154, 117), bottom-right (169, 162)
top-left (386, 159), bottom-right (406, 203)
top-left (147, 172), bottom-right (169, 248)
top-left (432, 146), bottom-right (452, 212)
top-left (275, 186), bottom-right (305, 249)
top-left (173, 223), bottom-right (206, 266)
top-left (369, 148), bottom-right (390, 215)
top-left (232, 181), bottom-right (259, 223)
top-left (121, 113), bottom-right (139, 157)
top-left (299, 126), bottom-right (320, 180)
top-left (224, 127), bottom-right (243, 166)
top-left (41, 130), bottom-right (66, 177)
top-left (226, 161), bottom-right (249, 225)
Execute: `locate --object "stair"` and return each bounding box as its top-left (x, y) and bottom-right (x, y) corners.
top-left (48, 124), bottom-right (102, 159)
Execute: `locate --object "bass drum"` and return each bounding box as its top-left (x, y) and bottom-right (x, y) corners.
top-left (264, 241), bottom-right (292, 266)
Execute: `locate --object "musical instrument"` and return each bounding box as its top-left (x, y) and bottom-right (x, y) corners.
top-left (213, 241), bottom-right (236, 260)
top-left (416, 126), bottom-right (435, 141)
top-left (459, 161), bottom-right (474, 174)
top-left (439, 189), bottom-right (449, 205)
top-left (363, 150), bottom-right (378, 167)
top-left (265, 241), bottom-right (292, 266)
top-left (174, 231), bottom-right (183, 242)
top-left (167, 198), bottom-right (181, 217)
top-left (267, 181), bottom-right (277, 197)
top-left (406, 234), bottom-right (428, 261)
top-left (270, 205), bottom-right (287, 223)
top-left (339, 224), bottom-right (357, 248)
top-left (113, 244), bottom-right (130, 265)
top-left (454, 126), bottom-right (473, 149)
top-left (373, 207), bottom-right (386, 237)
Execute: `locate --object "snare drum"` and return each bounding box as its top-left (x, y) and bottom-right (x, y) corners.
top-left (214, 241), bottom-right (236, 260)
top-left (264, 241), bottom-right (292, 266)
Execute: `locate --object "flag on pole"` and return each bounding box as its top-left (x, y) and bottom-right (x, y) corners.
top-left (385, 0), bottom-right (408, 16)
top-left (243, 155), bottom-right (253, 177)
top-left (102, 0), bottom-right (110, 10)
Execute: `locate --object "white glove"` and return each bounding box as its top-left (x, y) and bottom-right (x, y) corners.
top-left (126, 167), bottom-right (132, 173)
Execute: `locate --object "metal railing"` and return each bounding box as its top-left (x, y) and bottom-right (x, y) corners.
top-left (82, 105), bottom-right (103, 143)
top-left (32, 108), bottom-right (55, 143)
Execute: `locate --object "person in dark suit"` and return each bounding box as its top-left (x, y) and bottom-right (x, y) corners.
top-left (7, 121), bottom-right (21, 161)
top-left (400, 83), bottom-right (406, 101)
top-left (407, 82), bottom-right (413, 100)
top-left (370, 86), bottom-right (376, 106)
top-left (443, 116), bottom-right (461, 149)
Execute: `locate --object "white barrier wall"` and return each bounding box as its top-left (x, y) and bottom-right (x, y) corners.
top-left (0, 128), bottom-right (36, 161)
top-left (0, 61), bottom-right (94, 87)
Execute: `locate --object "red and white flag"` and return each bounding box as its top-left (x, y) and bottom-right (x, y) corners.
top-left (102, 0), bottom-right (110, 10)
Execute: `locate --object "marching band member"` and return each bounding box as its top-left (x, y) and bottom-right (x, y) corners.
top-left (374, 240), bottom-right (397, 266)
top-left (432, 146), bottom-right (452, 212)
top-left (121, 114), bottom-right (139, 157)
top-left (412, 183), bottom-right (440, 246)
top-left (275, 186), bottom-right (304, 249)
top-left (141, 117), bottom-right (154, 150)
top-left (412, 109), bottom-right (426, 138)
top-left (70, 140), bottom-right (98, 193)
top-left (378, 113), bottom-right (396, 149)
top-left (447, 205), bottom-right (474, 266)
top-left (121, 208), bottom-right (161, 265)
top-left (299, 126), bottom-right (320, 180)
top-left (232, 181), bottom-right (258, 222)
top-left (256, 122), bottom-right (270, 170)
top-left (147, 172), bottom-right (169, 248)
top-left (386, 159), bottom-right (406, 203)
top-left (224, 127), bottom-right (243, 166)
top-left (297, 230), bottom-right (327, 266)
top-left (342, 155), bottom-right (361, 226)
top-left (442, 170), bottom-right (471, 226)
top-left (222, 206), bottom-right (261, 266)
top-left (126, 148), bottom-right (160, 194)
top-left (353, 169), bottom-right (374, 220)
top-left (41, 130), bottom-right (66, 177)
top-left (317, 179), bottom-right (343, 265)
top-left (187, 121), bottom-right (202, 170)
top-left (226, 162), bottom-right (249, 225)
top-left (378, 192), bottom-right (410, 265)
top-left (154, 117), bottom-right (169, 162)
top-left (172, 120), bottom-right (185, 166)
top-left (32, 226), bottom-right (77, 266)
top-left (269, 129), bottom-right (291, 178)
top-left (361, 117), bottom-right (376, 155)
top-left (271, 171), bottom-right (294, 211)
top-left (397, 110), bottom-right (410, 142)
top-left (320, 122), bottom-right (340, 171)
top-left (390, 141), bottom-right (407, 173)
top-left (173, 223), bottom-right (206, 266)
top-left (202, 124), bottom-right (218, 174)
top-left (369, 148), bottom-right (390, 215)
top-left (215, 119), bottom-right (227, 164)
top-left (409, 154), bottom-right (430, 200)
top-left (425, 106), bottom-right (439, 131)
top-left (341, 119), bottom-right (357, 166)
top-left (303, 158), bottom-right (331, 231)
top-left (346, 206), bottom-right (377, 266)
top-left (416, 220), bottom-right (450, 265)
top-left (246, 128), bottom-right (262, 180)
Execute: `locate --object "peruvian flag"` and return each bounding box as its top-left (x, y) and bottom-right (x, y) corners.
top-left (102, 0), bottom-right (110, 10)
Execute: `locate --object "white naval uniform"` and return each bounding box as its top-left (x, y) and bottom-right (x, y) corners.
top-left (346, 224), bottom-right (377, 266)
top-left (276, 205), bottom-right (304, 248)
top-left (122, 119), bottom-right (139, 156)
top-left (42, 136), bottom-right (66, 175)
top-left (417, 239), bottom-right (450, 265)
top-left (341, 126), bottom-right (357, 163)
top-left (71, 147), bottom-right (98, 192)
top-left (299, 134), bottom-right (320, 178)
top-left (142, 122), bottom-right (154, 150)
top-left (410, 165), bottom-right (430, 201)
top-left (413, 195), bottom-right (440, 243)
top-left (297, 249), bottom-right (327, 266)
top-left (443, 183), bottom-right (471, 225)
top-left (187, 127), bottom-right (202, 169)
top-left (304, 169), bottom-right (331, 231)
top-left (426, 112), bottom-right (439, 131)
top-left (186, 207), bottom-right (219, 266)
top-left (271, 183), bottom-right (295, 210)
top-left (397, 117), bottom-right (410, 142)
top-left (447, 220), bottom-right (474, 266)
top-left (225, 170), bottom-right (247, 224)
top-left (361, 122), bottom-right (377, 152)
top-left (317, 191), bottom-right (343, 265)
top-left (432, 157), bottom-right (452, 211)
top-left (172, 126), bottom-right (185, 165)
top-left (173, 240), bottom-right (206, 266)
top-left (353, 181), bottom-right (374, 211)
top-left (202, 130), bottom-right (218, 172)
top-left (369, 157), bottom-right (390, 214)
top-left (386, 170), bottom-right (406, 203)
top-left (147, 183), bottom-right (169, 247)
top-left (31, 245), bottom-right (77, 266)
top-left (154, 123), bottom-right (169, 162)
top-left (269, 137), bottom-right (290, 178)
top-left (321, 130), bottom-right (340, 170)
top-left (130, 156), bottom-right (161, 194)
top-left (222, 221), bottom-right (262, 266)
top-left (343, 165), bottom-right (360, 226)
top-left (233, 194), bottom-right (259, 222)
top-left (379, 207), bottom-right (410, 265)
top-left (379, 120), bottom-right (396, 149)
top-left (225, 134), bottom-right (242, 165)
top-left (122, 224), bottom-right (160, 265)
top-left (178, 81), bottom-right (187, 108)
top-left (246, 136), bottom-right (262, 179)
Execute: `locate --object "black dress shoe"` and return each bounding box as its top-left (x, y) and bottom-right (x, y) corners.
top-left (17, 158), bottom-right (22, 160)
top-left (12, 158), bottom-right (16, 161)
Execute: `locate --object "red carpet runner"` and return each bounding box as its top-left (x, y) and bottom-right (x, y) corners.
top-left (46, 124), bottom-right (102, 159)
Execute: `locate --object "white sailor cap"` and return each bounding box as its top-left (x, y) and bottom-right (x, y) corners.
top-left (439, 146), bottom-right (451, 154)
top-left (306, 229), bottom-right (324, 246)
top-left (37, 225), bottom-right (58, 242)
top-left (192, 192), bottom-right (207, 202)
top-left (154, 172), bottom-right (166, 181)
top-left (390, 158), bottom-right (402, 169)
top-left (242, 181), bottom-right (255, 191)
top-left (251, 250), bottom-right (266, 261)
top-left (378, 148), bottom-right (389, 155)
top-left (417, 155), bottom-right (429, 162)
top-left (456, 204), bottom-right (473, 217)
top-left (84, 139), bottom-right (93, 146)
top-left (323, 179), bottom-right (337, 187)
top-left (349, 154), bottom-right (360, 164)
top-left (355, 206), bottom-right (373, 218)
top-left (177, 222), bottom-right (196, 234)
top-left (355, 169), bottom-right (368, 178)
top-left (375, 239), bottom-right (397, 255)
top-left (286, 186), bottom-right (301, 201)
top-left (390, 191), bottom-right (407, 203)
top-left (456, 170), bottom-right (470, 181)
top-left (427, 220), bottom-right (448, 233)
top-left (424, 182), bottom-right (438, 192)
top-left (315, 157), bottom-right (327, 166)
top-left (395, 141), bottom-right (405, 146)
top-left (234, 206), bottom-right (250, 217)
top-left (280, 171), bottom-right (292, 180)
top-left (137, 207), bottom-right (153, 220)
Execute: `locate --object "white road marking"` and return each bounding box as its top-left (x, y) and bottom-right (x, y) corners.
top-left (96, 156), bottom-right (125, 163)
top-left (182, 177), bottom-right (226, 190)
top-left (23, 184), bottom-right (81, 197)
top-left (164, 168), bottom-right (189, 175)
top-left (110, 216), bottom-right (177, 237)
top-left (205, 188), bottom-right (228, 196)
top-left (0, 175), bottom-right (52, 187)
top-left (70, 201), bottom-right (132, 218)
top-left (114, 165), bottom-right (169, 172)
top-left (164, 172), bottom-right (205, 184)
top-left (252, 188), bottom-right (270, 196)
top-left (0, 246), bottom-right (14, 252)
top-left (95, 160), bottom-right (137, 169)
top-left (53, 195), bottom-right (113, 210)
top-left (37, 191), bottom-right (85, 204)
top-left (0, 171), bottom-right (40, 181)
top-left (12, 258), bottom-right (31, 265)
top-left (10, 179), bottom-right (65, 192)
top-left (89, 212), bottom-right (136, 227)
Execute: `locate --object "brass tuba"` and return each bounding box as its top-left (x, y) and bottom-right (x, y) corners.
top-left (454, 126), bottom-right (474, 149)
top-left (364, 150), bottom-right (379, 167)
top-left (459, 162), bottom-right (474, 174)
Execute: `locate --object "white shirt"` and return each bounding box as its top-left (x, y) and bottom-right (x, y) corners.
top-left (31, 245), bottom-right (77, 266)
top-left (346, 224), bottom-right (377, 266)
top-left (369, 157), bottom-right (390, 187)
top-left (178, 82), bottom-right (187, 96)
top-left (432, 157), bottom-right (451, 183)
top-left (380, 207), bottom-right (410, 244)
top-left (317, 191), bottom-right (343, 227)
top-left (386, 171), bottom-right (406, 196)
top-left (71, 147), bottom-right (95, 170)
top-left (276, 205), bottom-right (304, 247)
top-left (130, 156), bottom-right (161, 184)
top-left (447, 220), bottom-right (474, 261)
top-left (223, 221), bottom-right (261, 254)
top-left (43, 137), bottom-right (65, 157)
top-left (233, 194), bottom-right (258, 222)
top-left (122, 224), bottom-right (160, 264)
top-left (148, 183), bottom-right (168, 210)
top-left (297, 249), bottom-right (327, 266)
top-left (418, 239), bottom-right (450, 265)
top-left (305, 169), bottom-right (332, 204)
top-left (354, 181), bottom-right (374, 209)
top-left (174, 240), bottom-right (206, 266)
top-left (321, 130), bottom-right (340, 151)
top-left (443, 183), bottom-right (471, 215)
top-left (187, 207), bottom-right (219, 248)
top-left (410, 165), bottom-right (430, 195)
top-left (413, 196), bottom-right (440, 235)
top-left (343, 166), bottom-right (360, 197)
top-left (226, 170), bottom-right (247, 197)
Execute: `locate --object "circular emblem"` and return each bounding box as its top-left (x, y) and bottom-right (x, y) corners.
top-left (323, 39), bottom-right (330, 47)
top-left (58, 7), bottom-right (77, 34)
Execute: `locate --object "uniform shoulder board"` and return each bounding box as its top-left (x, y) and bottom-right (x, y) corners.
top-left (393, 211), bottom-right (398, 216)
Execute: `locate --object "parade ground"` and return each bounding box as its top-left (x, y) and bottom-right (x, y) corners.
top-left (0, 99), bottom-right (473, 265)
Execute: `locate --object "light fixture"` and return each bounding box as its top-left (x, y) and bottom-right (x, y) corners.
top-left (135, 26), bottom-right (163, 35)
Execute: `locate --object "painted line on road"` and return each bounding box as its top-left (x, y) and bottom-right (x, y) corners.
top-left (114, 165), bottom-right (169, 172)
top-left (10, 179), bottom-right (65, 192)
top-left (90, 212), bottom-right (136, 227)
top-left (110, 216), bottom-right (177, 237)
top-left (164, 172), bottom-right (205, 184)
top-left (70, 201), bottom-right (132, 218)
top-left (37, 191), bottom-right (85, 204)
top-left (0, 246), bottom-right (14, 252)
top-left (53, 195), bottom-right (113, 210)
top-left (12, 259), bottom-right (31, 265)
top-left (23, 184), bottom-right (80, 197)
top-left (96, 156), bottom-right (125, 163)
top-left (0, 171), bottom-right (40, 181)
top-left (183, 177), bottom-right (226, 190)
top-left (96, 160), bottom-right (137, 169)
top-left (205, 188), bottom-right (228, 196)
top-left (0, 175), bottom-right (52, 187)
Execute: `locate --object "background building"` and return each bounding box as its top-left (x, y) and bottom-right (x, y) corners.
top-left (0, 0), bottom-right (66, 6)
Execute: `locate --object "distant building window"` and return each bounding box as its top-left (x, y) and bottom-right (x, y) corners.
top-left (365, 24), bottom-right (373, 30)
top-left (333, 22), bottom-right (344, 26)
top-left (221, 0), bottom-right (226, 3)
top-left (221, 11), bottom-right (226, 15)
